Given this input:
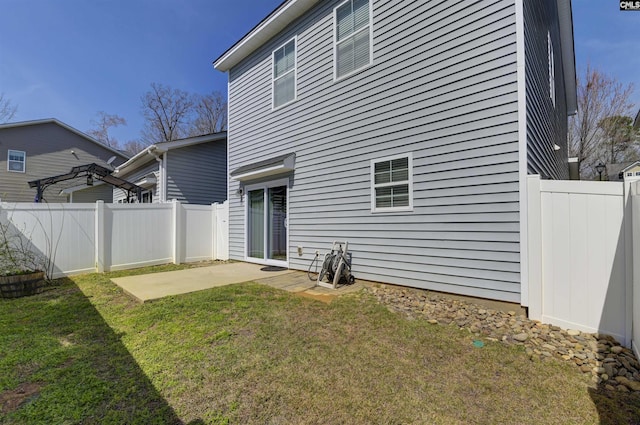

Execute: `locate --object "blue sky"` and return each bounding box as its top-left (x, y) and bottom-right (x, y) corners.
top-left (0, 0), bottom-right (638, 144)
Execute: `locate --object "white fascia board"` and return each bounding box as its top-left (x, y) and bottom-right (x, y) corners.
top-left (214, 0), bottom-right (320, 72)
top-left (114, 146), bottom-right (157, 175)
top-left (622, 161), bottom-right (640, 173)
top-left (154, 132), bottom-right (227, 151)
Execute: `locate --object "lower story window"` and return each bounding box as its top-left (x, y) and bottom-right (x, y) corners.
top-left (141, 190), bottom-right (153, 203)
top-left (371, 153), bottom-right (413, 212)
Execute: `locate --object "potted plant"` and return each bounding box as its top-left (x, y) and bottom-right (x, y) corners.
top-left (0, 221), bottom-right (47, 298)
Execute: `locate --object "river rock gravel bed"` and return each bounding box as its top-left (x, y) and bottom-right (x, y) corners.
top-left (365, 285), bottom-right (640, 392)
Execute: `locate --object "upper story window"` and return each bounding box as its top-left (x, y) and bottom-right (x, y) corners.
top-left (7, 150), bottom-right (26, 173)
top-left (334, 0), bottom-right (372, 80)
top-left (371, 154), bottom-right (413, 212)
top-left (548, 31), bottom-right (555, 108)
top-left (273, 37), bottom-right (297, 108)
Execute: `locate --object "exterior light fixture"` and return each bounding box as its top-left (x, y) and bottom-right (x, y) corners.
top-left (595, 163), bottom-right (605, 181)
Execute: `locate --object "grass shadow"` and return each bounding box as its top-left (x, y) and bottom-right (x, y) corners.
top-left (0, 277), bottom-right (191, 424)
top-left (588, 385), bottom-right (640, 424)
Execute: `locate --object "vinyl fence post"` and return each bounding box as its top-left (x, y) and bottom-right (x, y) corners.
top-left (632, 181), bottom-right (640, 358)
top-left (95, 201), bottom-right (105, 273)
top-left (172, 199), bottom-right (182, 264)
top-left (212, 203), bottom-right (218, 261)
top-left (527, 175), bottom-right (542, 321)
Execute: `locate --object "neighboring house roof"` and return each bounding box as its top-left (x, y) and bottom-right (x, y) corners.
top-left (114, 132), bottom-right (227, 176)
top-left (214, 0), bottom-right (577, 116)
top-left (607, 161), bottom-right (640, 180)
top-left (0, 118), bottom-right (129, 160)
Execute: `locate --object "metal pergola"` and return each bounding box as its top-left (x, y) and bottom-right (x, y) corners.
top-left (28, 163), bottom-right (143, 203)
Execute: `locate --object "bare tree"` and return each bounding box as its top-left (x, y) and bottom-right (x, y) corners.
top-left (189, 91), bottom-right (227, 136)
top-left (87, 111), bottom-right (127, 148)
top-left (598, 115), bottom-right (639, 165)
top-left (121, 139), bottom-right (147, 156)
top-left (0, 93), bottom-right (17, 123)
top-left (569, 64), bottom-right (636, 178)
top-left (140, 83), bottom-right (194, 144)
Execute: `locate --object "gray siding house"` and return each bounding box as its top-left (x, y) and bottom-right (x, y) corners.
top-left (112, 132), bottom-right (227, 204)
top-left (0, 119), bottom-right (128, 203)
top-left (214, 0), bottom-right (576, 304)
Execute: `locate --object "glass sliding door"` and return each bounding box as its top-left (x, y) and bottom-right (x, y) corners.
top-left (248, 189), bottom-right (265, 258)
top-left (268, 186), bottom-right (287, 260)
top-left (246, 180), bottom-right (288, 266)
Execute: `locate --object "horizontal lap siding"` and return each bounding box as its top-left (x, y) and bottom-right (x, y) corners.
top-left (165, 142), bottom-right (227, 204)
top-left (72, 184), bottom-right (114, 203)
top-left (113, 161), bottom-right (159, 203)
top-left (524, 0), bottom-right (569, 179)
top-left (0, 123), bottom-right (127, 202)
top-left (227, 0), bottom-right (521, 302)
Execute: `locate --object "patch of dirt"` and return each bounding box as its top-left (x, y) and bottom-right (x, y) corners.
top-left (295, 292), bottom-right (336, 304)
top-left (0, 382), bottom-right (43, 414)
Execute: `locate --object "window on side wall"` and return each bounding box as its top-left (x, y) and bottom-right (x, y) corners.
top-left (273, 37), bottom-right (296, 108)
top-left (141, 189), bottom-right (153, 203)
top-left (548, 31), bottom-right (555, 107)
top-left (7, 150), bottom-right (26, 173)
top-left (371, 154), bottom-right (413, 212)
top-left (334, 0), bottom-right (372, 80)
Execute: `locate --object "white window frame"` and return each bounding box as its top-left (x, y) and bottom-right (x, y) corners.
top-left (333, 0), bottom-right (374, 81)
top-left (272, 36), bottom-right (297, 110)
top-left (7, 150), bottom-right (26, 173)
top-left (141, 189), bottom-right (153, 203)
top-left (370, 153), bottom-right (413, 213)
top-left (548, 31), bottom-right (555, 108)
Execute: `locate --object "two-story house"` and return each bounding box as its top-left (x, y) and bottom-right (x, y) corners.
top-left (0, 119), bottom-right (128, 202)
top-left (214, 0), bottom-right (576, 305)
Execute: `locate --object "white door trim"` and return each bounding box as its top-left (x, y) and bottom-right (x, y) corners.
top-left (244, 177), bottom-right (290, 268)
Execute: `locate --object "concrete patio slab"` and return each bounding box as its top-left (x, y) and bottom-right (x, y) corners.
top-left (111, 262), bottom-right (293, 302)
top-left (111, 261), bottom-right (364, 302)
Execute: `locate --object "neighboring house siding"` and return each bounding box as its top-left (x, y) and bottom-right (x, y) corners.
top-left (71, 184), bottom-right (114, 203)
top-left (523, 0), bottom-right (569, 179)
top-left (0, 122), bottom-right (126, 202)
top-left (113, 161), bottom-right (159, 203)
top-left (227, 0), bottom-right (522, 301)
top-left (165, 141), bottom-right (227, 204)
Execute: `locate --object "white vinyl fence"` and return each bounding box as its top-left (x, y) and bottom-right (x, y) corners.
top-left (527, 176), bottom-right (634, 346)
top-left (0, 200), bottom-right (229, 278)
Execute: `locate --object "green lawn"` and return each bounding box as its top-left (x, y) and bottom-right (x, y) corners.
top-left (1, 265), bottom-right (639, 424)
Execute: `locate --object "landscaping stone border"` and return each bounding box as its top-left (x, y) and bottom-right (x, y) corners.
top-left (365, 285), bottom-right (640, 393)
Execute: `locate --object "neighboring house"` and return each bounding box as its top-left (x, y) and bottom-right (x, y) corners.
top-left (110, 132), bottom-right (227, 204)
top-left (0, 119), bottom-right (128, 203)
top-left (608, 161), bottom-right (640, 182)
top-left (214, 0), bottom-right (576, 304)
